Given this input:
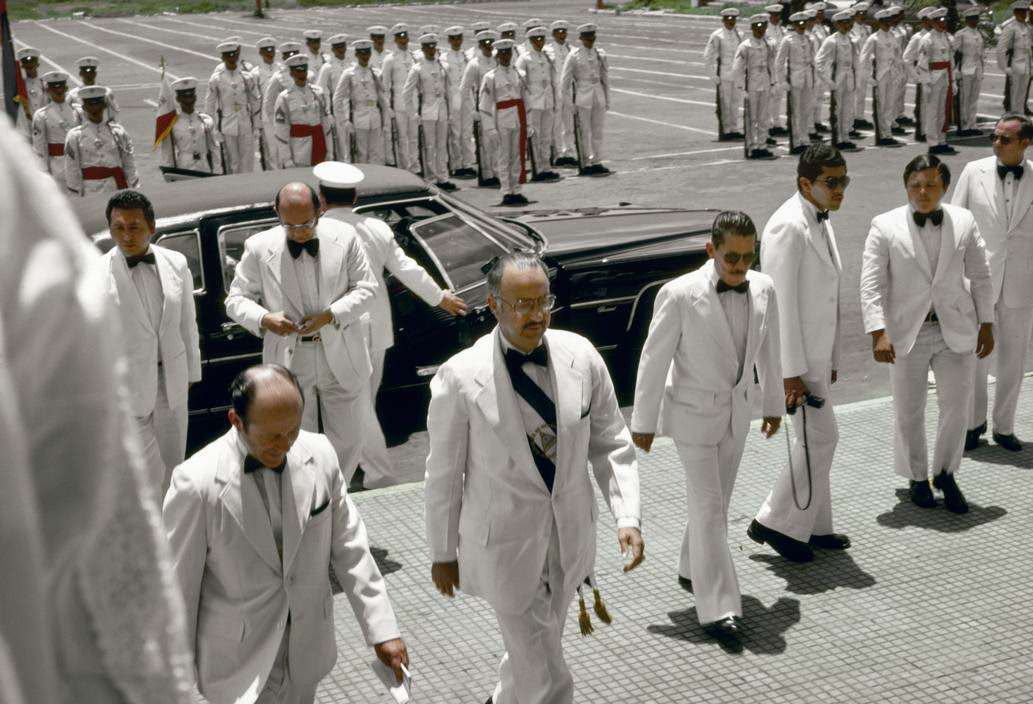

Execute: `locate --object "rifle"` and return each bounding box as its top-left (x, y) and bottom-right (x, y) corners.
top-left (954, 49), bottom-right (963, 133)
top-left (216, 107), bottom-right (230, 173)
top-left (527, 125), bottom-right (539, 177)
top-left (872, 52), bottom-right (882, 144)
top-left (914, 81), bottom-right (924, 142)
top-left (1005, 41), bottom-right (1014, 112)
top-left (786, 46), bottom-right (796, 152)
top-left (258, 129), bottom-right (268, 170)
top-left (716, 53), bottom-right (725, 137)
top-left (830, 47), bottom-right (838, 145)
top-left (743, 53), bottom-right (751, 158)
top-left (572, 80), bottom-right (588, 175)
top-left (417, 89), bottom-right (427, 178)
top-left (348, 89), bottom-right (358, 163)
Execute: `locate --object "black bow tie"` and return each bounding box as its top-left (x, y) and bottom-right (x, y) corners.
top-left (815, 210), bottom-right (830, 223)
top-left (913, 209), bottom-right (944, 228)
top-left (716, 279), bottom-right (750, 294)
top-left (126, 252), bottom-right (156, 268)
top-left (505, 345), bottom-right (549, 368)
top-left (243, 455), bottom-right (285, 474)
top-left (997, 163), bottom-right (1024, 181)
top-left (287, 238), bottom-right (320, 259)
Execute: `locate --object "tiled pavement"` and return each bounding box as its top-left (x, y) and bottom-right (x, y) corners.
top-left (315, 380), bottom-right (1033, 704)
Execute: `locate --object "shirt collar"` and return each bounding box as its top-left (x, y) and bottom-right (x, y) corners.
top-left (797, 192), bottom-right (827, 225)
top-left (498, 329), bottom-right (545, 355)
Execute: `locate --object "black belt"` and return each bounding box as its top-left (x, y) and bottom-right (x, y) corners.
top-left (925, 311), bottom-right (938, 323)
top-left (299, 333), bottom-right (322, 342)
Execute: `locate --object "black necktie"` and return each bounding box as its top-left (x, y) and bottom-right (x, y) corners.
top-left (286, 238), bottom-right (320, 259)
top-left (997, 163), bottom-right (1024, 181)
top-left (815, 210), bottom-right (830, 223)
top-left (126, 252), bottom-right (156, 268)
top-left (716, 279), bottom-right (750, 294)
top-left (913, 209), bottom-right (944, 228)
top-left (243, 455), bottom-right (285, 474)
top-left (503, 345), bottom-right (556, 493)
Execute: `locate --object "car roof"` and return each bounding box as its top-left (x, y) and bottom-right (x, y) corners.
top-left (72, 164), bottom-right (432, 237)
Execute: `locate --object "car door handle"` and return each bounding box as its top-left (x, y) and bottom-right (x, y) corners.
top-left (597, 305), bottom-right (618, 313)
top-left (416, 364), bottom-right (441, 378)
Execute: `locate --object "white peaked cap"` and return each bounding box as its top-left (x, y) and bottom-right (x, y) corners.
top-left (314, 161), bottom-right (365, 187)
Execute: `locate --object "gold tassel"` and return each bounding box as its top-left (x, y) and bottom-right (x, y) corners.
top-left (577, 591), bottom-right (594, 636)
top-left (592, 588), bottom-right (612, 625)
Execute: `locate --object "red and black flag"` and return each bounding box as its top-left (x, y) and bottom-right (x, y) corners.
top-left (1, 0), bottom-right (28, 121)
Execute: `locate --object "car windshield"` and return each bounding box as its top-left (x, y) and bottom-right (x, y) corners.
top-left (410, 213), bottom-right (508, 291)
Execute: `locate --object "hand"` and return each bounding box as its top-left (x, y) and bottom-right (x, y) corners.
top-left (712, 75), bottom-right (721, 86)
top-left (872, 329), bottom-right (895, 364)
top-left (976, 323), bottom-right (994, 359)
top-left (870, 78), bottom-right (879, 87)
top-left (831, 369), bottom-right (838, 384)
top-left (343, 120), bottom-right (353, 132)
top-left (618, 527), bottom-right (644, 572)
top-left (438, 291), bottom-right (469, 316)
top-left (431, 561), bottom-right (460, 597)
top-left (373, 638), bottom-right (409, 684)
top-left (631, 432), bottom-right (655, 453)
top-left (297, 310), bottom-right (333, 335)
top-left (761, 416), bottom-right (781, 438)
top-left (784, 376), bottom-right (809, 409)
top-left (261, 312), bottom-right (298, 336)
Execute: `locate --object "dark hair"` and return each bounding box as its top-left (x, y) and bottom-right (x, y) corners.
top-left (319, 184), bottom-right (358, 208)
top-left (797, 143), bottom-right (846, 188)
top-left (486, 251), bottom-right (549, 299)
top-left (711, 210), bottom-right (757, 247)
top-left (274, 182), bottom-right (321, 214)
top-left (105, 189), bottom-right (155, 228)
top-left (902, 153), bottom-right (951, 189)
top-left (998, 112), bottom-right (1033, 141)
top-left (230, 364), bottom-right (304, 426)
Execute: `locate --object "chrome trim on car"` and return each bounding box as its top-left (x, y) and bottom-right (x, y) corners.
top-left (416, 365), bottom-right (441, 378)
top-left (625, 279), bottom-right (676, 332)
top-left (155, 228), bottom-right (205, 293)
top-left (569, 295), bottom-right (636, 311)
top-left (202, 352), bottom-right (263, 366)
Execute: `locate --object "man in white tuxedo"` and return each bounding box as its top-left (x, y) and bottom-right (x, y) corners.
top-left (749, 144), bottom-right (851, 563)
top-left (862, 155), bottom-right (995, 513)
top-left (425, 252), bottom-right (644, 704)
top-left (314, 162), bottom-right (469, 489)
top-left (164, 364), bottom-right (408, 704)
top-left (631, 212), bottom-right (783, 649)
top-left (102, 190), bottom-right (201, 495)
top-left (226, 182), bottom-right (378, 482)
top-left (952, 114), bottom-right (1033, 453)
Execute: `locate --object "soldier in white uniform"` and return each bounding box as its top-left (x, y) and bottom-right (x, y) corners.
top-left (916, 8), bottom-right (958, 155)
top-left (32, 71), bottom-right (80, 178)
top-left (546, 20), bottom-right (577, 167)
top-left (861, 9), bottom-right (905, 147)
top-left (334, 40), bottom-right (388, 164)
top-left (159, 78), bottom-right (222, 176)
top-left (776, 12), bottom-right (816, 154)
top-left (815, 10), bottom-right (860, 151)
top-left (808, 3), bottom-right (831, 135)
top-left (998, 1), bottom-right (1033, 114)
top-left (497, 22), bottom-right (518, 45)
top-left (734, 15), bottom-right (778, 159)
top-left (465, 21), bottom-right (491, 60)
top-left (442, 26), bottom-right (476, 179)
top-left (765, 4), bottom-right (789, 141)
top-left (403, 34), bottom-right (457, 191)
top-left (64, 86), bottom-right (139, 196)
top-left (318, 34), bottom-right (351, 160)
top-left (261, 41), bottom-right (304, 168)
top-left (68, 56), bottom-right (120, 123)
top-left (14, 48), bottom-right (45, 140)
top-left (560, 23), bottom-right (611, 176)
top-left (463, 30), bottom-right (500, 187)
top-left (516, 26), bottom-right (562, 181)
top-left (274, 54), bottom-right (332, 169)
top-left (954, 7), bottom-right (985, 136)
top-left (251, 37), bottom-right (279, 169)
top-left (382, 24), bottom-right (418, 172)
top-left (205, 39), bottom-right (261, 173)
top-left (889, 6), bottom-right (913, 128)
top-left (850, 3), bottom-right (874, 132)
top-left (368, 26), bottom-right (389, 72)
top-left (705, 8), bottom-right (745, 140)
top-left (304, 29), bottom-right (327, 73)
top-left (903, 8), bottom-right (935, 143)
top-left (519, 18), bottom-right (545, 57)
top-left (480, 38), bottom-right (529, 206)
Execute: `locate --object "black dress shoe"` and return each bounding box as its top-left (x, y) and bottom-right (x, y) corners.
top-left (499, 194), bottom-right (519, 206)
top-left (771, 126), bottom-right (789, 136)
top-left (890, 126), bottom-right (907, 135)
top-left (510, 193), bottom-right (530, 205)
top-left (790, 145), bottom-right (808, 155)
top-left (766, 137), bottom-right (778, 146)
top-left (809, 533), bottom-right (851, 550)
top-left (965, 422), bottom-right (986, 451)
top-left (452, 168), bottom-right (476, 179)
top-left (349, 466), bottom-right (366, 493)
top-left (481, 177), bottom-right (500, 188)
top-left (848, 129), bottom-right (864, 139)
top-left (877, 137), bottom-right (903, 147)
top-left (594, 164), bottom-right (612, 175)
top-left (678, 575), bottom-right (694, 592)
top-left (929, 144), bottom-right (958, 155)
top-left (855, 118), bottom-right (874, 129)
top-left (808, 132), bottom-right (822, 141)
top-left (897, 116), bottom-right (916, 126)
top-left (814, 123), bottom-right (830, 133)
top-left (932, 471), bottom-right (969, 514)
top-left (835, 141), bottom-right (860, 151)
top-left (484, 697), bottom-right (493, 704)
top-left (909, 479), bottom-right (936, 508)
top-left (728, 131), bottom-right (745, 140)
top-left (703, 616), bottom-right (743, 650)
top-left (993, 432), bottom-right (1023, 452)
top-left (555, 156), bottom-right (579, 167)
top-left (747, 519), bottom-right (814, 562)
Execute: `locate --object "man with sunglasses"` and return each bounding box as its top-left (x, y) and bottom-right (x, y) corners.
top-left (425, 252), bottom-right (643, 704)
top-left (226, 181), bottom-right (379, 483)
top-left (631, 211), bottom-right (783, 650)
top-left (952, 114), bottom-right (1033, 454)
top-left (749, 143), bottom-right (850, 564)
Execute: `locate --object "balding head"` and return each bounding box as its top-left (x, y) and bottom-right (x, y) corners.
top-left (229, 364), bottom-right (305, 468)
top-left (275, 182), bottom-right (320, 243)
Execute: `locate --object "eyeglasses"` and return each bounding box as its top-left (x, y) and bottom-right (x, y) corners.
top-left (991, 134), bottom-right (1018, 144)
top-left (722, 251), bottom-right (756, 266)
top-left (281, 217), bottom-right (318, 232)
top-left (815, 175), bottom-right (851, 190)
top-left (499, 294), bottom-right (557, 315)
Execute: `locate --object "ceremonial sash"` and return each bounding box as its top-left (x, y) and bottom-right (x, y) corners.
top-left (81, 166), bottom-right (127, 188)
top-left (47, 143), bottom-right (64, 156)
top-left (289, 123), bottom-right (328, 165)
top-left (496, 97), bottom-right (527, 184)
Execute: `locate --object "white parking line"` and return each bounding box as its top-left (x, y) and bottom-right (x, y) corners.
top-left (32, 21), bottom-right (182, 79)
top-left (165, 16), bottom-right (273, 38)
top-left (630, 144), bottom-right (741, 160)
top-left (80, 21), bottom-right (219, 61)
top-left (116, 17), bottom-right (223, 43)
top-left (610, 65), bottom-right (707, 81)
top-left (612, 87), bottom-right (713, 108)
top-left (609, 109), bottom-right (716, 135)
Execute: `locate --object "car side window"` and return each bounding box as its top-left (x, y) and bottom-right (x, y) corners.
top-left (218, 219), bottom-right (278, 291)
top-left (155, 230), bottom-right (204, 292)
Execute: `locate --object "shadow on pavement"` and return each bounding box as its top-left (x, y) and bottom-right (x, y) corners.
top-left (370, 546), bottom-right (403, 576)
top-left (748, 550), bottom-right (876, 595)
top-left (646, 595), bottom-right (801, 656)
top-left (875, 488), bottom-right (1007, 532)
top-left (966, 443), bottom-right (1033, 469)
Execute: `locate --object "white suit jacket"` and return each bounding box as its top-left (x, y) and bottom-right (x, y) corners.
top-left (224, 220), bottom-right (378, 387)
top-left (760, 192), bottom-right (843, 379)
top-left (163, 429), bottom-right (400, 704)
top-left (950, 155), bottom-right (1033, 308)
top-left (860, 204), bottom-right (994, 355)
top-left (424, 328), bottom-right (640, 615)
top-left (323, 209), bottom-right (444, 352)
top-left (630, 261), bottom-right (784, 444)
top-left (102, 244), bottom-right (202, 417)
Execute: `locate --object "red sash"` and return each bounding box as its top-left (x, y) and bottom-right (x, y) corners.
top-left (929, 61), bottom-right (953, 131)
top-left (289, 123), bottom-right (328, 165)
top-left (47, 143), bottom-right (64, 157)
top-left (81, 166), bottom-right (127, 189)
top-left (496, 98), bottom-right (527, 184)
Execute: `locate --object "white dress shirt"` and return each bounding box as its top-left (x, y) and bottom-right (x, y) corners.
top-left (288, 241), bottom-right (322, 316)
top-left (236, 436), bottom-right (284, 559)
top-left (915, 211), bottom-right (943, 276)
top-left (124, 247), bottom-right (164, 351)
top-left (711, 266), bottom-right (750, 382)
top-left (999, 161), bottom-right (1019, 224)
top-left (500, 332), bottom-right (557, 462)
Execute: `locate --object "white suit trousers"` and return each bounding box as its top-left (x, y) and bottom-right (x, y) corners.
top-left (744, 90), bottom-right (770, 152)
top-left (419, 118), bottom-right (449, 183)
top-left (392, 113), bottom-right (419, 173)
top-left (873, 77), bottom-right (898, 138)
top-left (136, 367), bottom-right (188, 498)
top-left (674, 433), bottom-right (746, 625)
top-left (1007, 71), bottom-right (1030, 113)
top-left (492, 520), bottom-right (574, 704)
top-left (831, 83), bottom-right (856, 145)
top-left (716, 79), bottom-right (742, 133)
top-left (575, 105), bottom-right (606, 165)
top-left (475, 119), bottom-right (498, 179)
top-left (923, 74), bottom-right (949, 146)
top-left (788, 84), bottom-right (813, 147)
top-left (755, 372), bottom-right (838, 542)
top-left (854, 73), bottom-right (869, 123)
top-left (255, 626), bottom-right (316, 704)
top-left (449, 100), bottom-right (475, 169)
top-left (527, 108), bottom-right (554, 175)
top-left (293, 341), bottom-right (368, 482)
top-left (360, 347), bottom-right (398, 488)
top-left (972, 302), bottom-right (1033, 435)
top-left (892, 323), bottom-right (975, 480)
top-left (224, 129), bottom-right (255, 174)
top-left (958, 72), bottom-right (981, 130)
top-left (493, 126), bottom-right (523, 195)
top-left (552, 101), bottom-right (575, 159)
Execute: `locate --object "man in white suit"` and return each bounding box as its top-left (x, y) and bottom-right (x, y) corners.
top-left (952, 114), bottom-right (1033, 453)
top-left (749, 144), bottom-right (851, 563)
top-left (425, 252), bottom-right (644, 704)
top-left (102, 190), bottom-right (201, 495)
top-left (225, 182), bottom-right (378, 482)
top-left (862, 155), bottom-right (995, 513)
top-left (164, 364), bottom-right (408, 704)
top-left (631, 212), bottom-right (783, 649)
top-left (314, 162), bottom-right (468, 489)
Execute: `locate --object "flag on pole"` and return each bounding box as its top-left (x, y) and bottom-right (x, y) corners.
top-left (0, 0), bottom-right (28, 121)
top-left (154, 56), bottom-right (177, 147)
